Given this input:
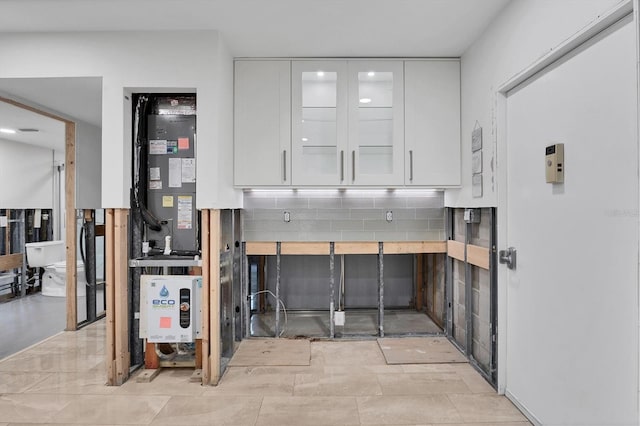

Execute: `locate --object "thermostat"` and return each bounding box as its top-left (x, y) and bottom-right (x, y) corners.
top-left (545, 143), bottom-right (564, 183)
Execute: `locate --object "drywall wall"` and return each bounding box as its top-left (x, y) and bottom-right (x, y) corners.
top-left (447, 0), bottom-right (623, 207)
top-left (75, 120), bottom-right (102, 209)
top-left (0, 31), bottom-right (241, 209)
top-left (210, 36), bottom-right (243, 209)
top-left (0, 138), bottom-right (56, 208)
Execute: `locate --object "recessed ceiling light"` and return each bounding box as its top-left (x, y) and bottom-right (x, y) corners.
top-left (317, 71), bottom-right (324, 77)
top-left (367, 71), bottom-right (375, 77)
top-left (359, 98), bottom-right (372, 104)
top-left (0, 128), bottom-right (16, 134)
top-left (302, 137), bottom-right (308, 142)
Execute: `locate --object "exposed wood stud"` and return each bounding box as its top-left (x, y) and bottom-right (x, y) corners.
top-left (246, 242), bottom-right (277, 255)
top-left (335, 241), bottom-right (379, 255)
top-left (113, 209), bottom-right (130, 384)
top-left (201, 209), bottom-right (210, 385)
top-left (447, 240), bottom-right (465, 262)
top-left (105, 209), bottom-right (116, 385)
top-left (65, 122), bottom-right (77, 331)
top-left (209, 209), bottom-right (221, 385)
top-left (467, 244), bottom-right (490, 270)
top-left (281, 242), bottom-right (330, 255)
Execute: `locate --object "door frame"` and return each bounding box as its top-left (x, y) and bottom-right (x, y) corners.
top-left (494, 0), bottom-right (636, 399)
top-left (0, 95), bottom-right (78, 330)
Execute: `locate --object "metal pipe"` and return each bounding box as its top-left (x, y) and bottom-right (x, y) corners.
top-left (465, 219), bottom-right (473, 356)
top-left (275, 241), bottom-right (281, 337)
top-left (84, 210), bottom-right (97, 322)
top-left (489, 207), bottom-right (498, 384)
top-left (378, 242), bottom-right (384, 337)
top-left (20, 210), bottom-right (26, 298)
top-left (243, 242), bottom-right (250, 339)
top-left (445, 208), bottom-right (454, 336)
top-left (329, 242), bottom-right (335, 339)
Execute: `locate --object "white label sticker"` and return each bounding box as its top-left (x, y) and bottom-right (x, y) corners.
top-left (149, 181), bottom-right (162, 190)
top-left (177, 196), bottom-right (192, 229)
top-left (149, 167), bottom-right (161, 181)
top-left (168, 158), bottom-right (182, 188)
top-left (0, 216), bottom-right (7, 227)
top-left (181, 158), bottom-right (196, 183)
top-left (149, 140), bottom-right (167, 155)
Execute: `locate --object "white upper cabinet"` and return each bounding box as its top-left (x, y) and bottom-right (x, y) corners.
top-left (348, 60), bottom-right (404, 186)
top-left (234, 60), bottom-right (291, 186)
top-left (291, 61), bottom-right (348, 186)
top-left (234, 58), bottom-right (461, 188)
top-left (291, 60), bottom-right (405, 186)
top-left (404, 60), bottom-right (461, 186)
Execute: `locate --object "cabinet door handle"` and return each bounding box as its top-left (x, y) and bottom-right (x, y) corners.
top-left (283, 150), bottom-right (287, 182)
top-left (409, 150), bottom-right (414, 182)
top-left (352, 151), bottom-right (356, 183)
top-left (340, 150), bottom-right (344, 182)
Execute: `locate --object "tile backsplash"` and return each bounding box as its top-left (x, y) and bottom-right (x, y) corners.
top-left (243, 189), bottom-right (445, 241)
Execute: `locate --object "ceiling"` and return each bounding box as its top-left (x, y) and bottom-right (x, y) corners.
top-left (0, 0), bottom-right (511, 143)
top-left (0, 0), bottom-right (511, 57)
top-left (0, 101), bottom-right (65, 151)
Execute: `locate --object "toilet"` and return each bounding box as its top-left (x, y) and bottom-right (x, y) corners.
top-left (25, 240), bottom-right (87, 297)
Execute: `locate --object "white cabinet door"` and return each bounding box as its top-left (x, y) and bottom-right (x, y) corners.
top-left (347, 60), bottom-right (404, 186)
top-left (291, 61), bottom-right (348, 186)
top-left (234, 60), bottom-right (291, 187)
top-left (404, 60), bottom-right (460, 186)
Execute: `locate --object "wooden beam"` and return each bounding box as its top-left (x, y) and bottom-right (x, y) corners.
top-left (113, 209), bottom-right (130, 385)
top-left (281, 242), bottom-right (330, 255)
top-left (335, 242), bottom-right (379, 255)
top-left (467, 244), bottom-right (490, 270)
top-left (447, 240), bottom-right (465, 262)
top-left (201, 209), bottom-right (210, 385)
top-left (246, 241), bottom-right (276, 255)
top-left (0, 96), bottom-right (72, 124)
top-left (65, 122), bottom-right (77, 331)
top-left (209, 209), bottom-right (221, 385)
top-left (105, 209), bottom-right (116, 385)
top-left (144, 341), bottom-right (159, 369)
top-left (195, 339), bottom-right (203, 369)
top-left (0, 253), bottom-right (23, 271)
top-left (383, 241), bottom-right (447, 254)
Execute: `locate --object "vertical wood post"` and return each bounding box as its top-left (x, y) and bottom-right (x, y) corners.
top-left (105, 209), bottom-right (116, 384)
top-left (209, 209), bottom-right (221, 384)
top-left (201, 209), bottom-right (210, 384)
top-left (106, 208), bottom-right (130, 385)
top-left (65, 122), bottom-right (77, 330)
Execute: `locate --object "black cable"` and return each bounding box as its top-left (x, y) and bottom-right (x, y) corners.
top-left (133, 95), bottom-right (162, 231)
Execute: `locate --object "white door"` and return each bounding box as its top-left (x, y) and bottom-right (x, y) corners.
top-left (504, 17), bottom-right (638, 424)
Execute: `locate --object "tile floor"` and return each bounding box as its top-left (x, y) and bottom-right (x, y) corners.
top-left (0, 319), bottom-right (531, 425)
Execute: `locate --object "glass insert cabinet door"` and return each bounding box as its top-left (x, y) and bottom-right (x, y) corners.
top-left (291, 61), bottom-right (348, 186)
top-left (348, 61), bottom-right (404, 186)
